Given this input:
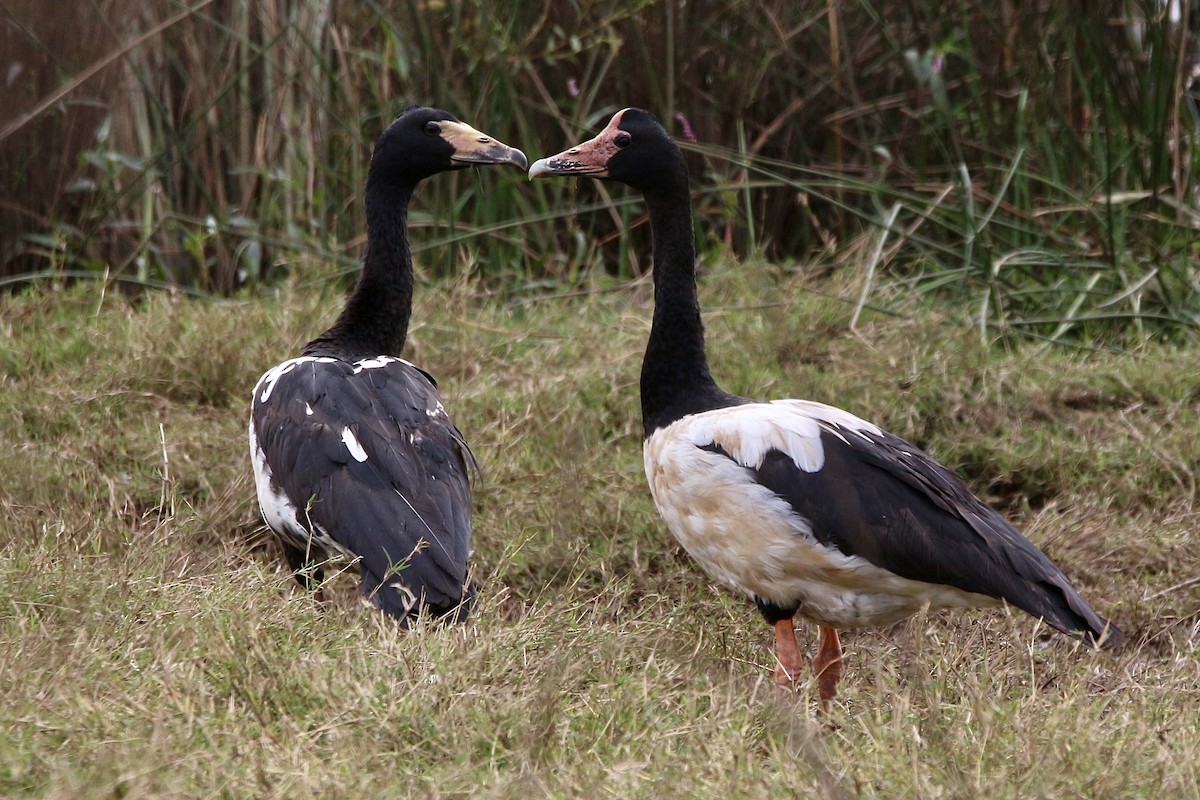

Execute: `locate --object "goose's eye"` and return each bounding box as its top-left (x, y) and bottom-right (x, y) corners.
top-left (614, 132), bottom-right (632, 147)
top-left (424, 122), bottom-right (440, 136)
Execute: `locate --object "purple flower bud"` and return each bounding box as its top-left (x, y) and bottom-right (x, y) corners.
top-left (674, 112), bottom-right (696, 142)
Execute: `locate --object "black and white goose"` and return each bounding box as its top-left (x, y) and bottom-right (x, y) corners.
top-left (529, 108), bottom-right (1121, 702)
top-left (249, 106), bottom-right (526, 624)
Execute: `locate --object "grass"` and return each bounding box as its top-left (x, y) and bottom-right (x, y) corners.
top-left (1, 265), bottom-right (1197, 797)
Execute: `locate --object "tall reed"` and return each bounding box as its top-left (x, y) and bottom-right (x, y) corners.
top-left (2, 0), bottom-right (1197, 341)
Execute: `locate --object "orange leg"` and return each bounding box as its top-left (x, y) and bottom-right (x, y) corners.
top-left (813, 626), bottom-right (843, 703)
top-left (772, 617), bottom-right (807, 687)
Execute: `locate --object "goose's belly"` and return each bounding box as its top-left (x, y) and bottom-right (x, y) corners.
top-left (643, 433), bottom-right (997, 629)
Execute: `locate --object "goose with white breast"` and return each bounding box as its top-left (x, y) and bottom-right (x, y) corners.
top-left (529, 107), bottom-right (1121, 703)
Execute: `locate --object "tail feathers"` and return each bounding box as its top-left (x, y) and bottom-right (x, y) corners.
top-left (1025, 575), bottom-right (1123, 649)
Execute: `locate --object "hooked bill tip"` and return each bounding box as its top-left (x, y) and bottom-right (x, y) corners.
top-left (507, 148), bottom-right (529, 171)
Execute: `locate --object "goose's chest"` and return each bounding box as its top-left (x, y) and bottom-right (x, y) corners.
top-left (642, 425), bottom-right (824, 597)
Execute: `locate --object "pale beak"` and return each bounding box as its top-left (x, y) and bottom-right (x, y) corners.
top-left (441, 121), bottom-right (528, 170)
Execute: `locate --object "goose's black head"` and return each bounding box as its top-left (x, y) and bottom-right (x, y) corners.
top-left (369, 106), bottom-right (527, 187)
top-left (527, 108), bottom-right (688, 194)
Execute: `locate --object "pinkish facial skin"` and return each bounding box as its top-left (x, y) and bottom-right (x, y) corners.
top-left (527, 108), bottom-right (631, 178)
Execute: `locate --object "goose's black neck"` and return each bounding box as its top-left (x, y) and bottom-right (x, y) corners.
top-left (304, 179), bottom-right (416, 359)
top-left (639, 182), bottom-right (732, 437)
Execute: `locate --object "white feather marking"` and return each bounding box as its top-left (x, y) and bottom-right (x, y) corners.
top-left (678, 403), bottom-right (823, 472)
top-left (681, 400), bottom-right (884, 473)
top-left (248, 417), bottom-right (305, 539)
top-left (305, 404), bottom-right (314, 416)
top-left (254, 356), bottom-right (339, 403)
top-left (427, 400), bottom-right (446, 418)
top-left (341, 427), bottom-right (369, 462)
top-left (249, 409), bottom-right (356, 562)
top-left (352, 355), bottom-right (399, 373)
top-left (773, 399), bottom-right (882, 445)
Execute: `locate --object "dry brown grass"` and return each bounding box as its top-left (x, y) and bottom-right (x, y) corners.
top-left (0, 264), bottom-right (1196, 797)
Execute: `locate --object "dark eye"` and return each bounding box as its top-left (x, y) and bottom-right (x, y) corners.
top-left (424, 121), bottom-right (440, 135)
top-left (614, 132), bottom-right (631, 147)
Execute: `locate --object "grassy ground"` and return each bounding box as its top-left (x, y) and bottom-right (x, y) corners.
top-left (0, 263), bottom-right (1197, 798)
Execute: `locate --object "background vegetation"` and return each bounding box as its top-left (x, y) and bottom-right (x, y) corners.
top-left (2, 1), bottom-right (1200, 797)
top-left (4, 0), bottom-right (1200, 341)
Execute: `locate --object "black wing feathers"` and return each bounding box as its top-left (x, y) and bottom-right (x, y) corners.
top-left (744, 424), bottom-right (1118, 646)
top-left (253, 358), bottom-right (474, 622)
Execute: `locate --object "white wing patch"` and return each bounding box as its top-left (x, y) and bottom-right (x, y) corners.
top-left (352, 355), bottom-right (400, 373)
top-left (772, 399), bottom-right (883, 448)
top-left (675, 400), bottom-right (881, 473)
top-left (254, 356), bottom-right (339, 403)
top-left (248, 417), bottom-right (305, 539)
top-left (341, 427), bottom-right (369, 462)
top-left (249, 417), bottom-right (357, 561)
